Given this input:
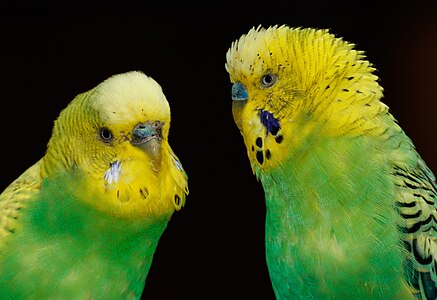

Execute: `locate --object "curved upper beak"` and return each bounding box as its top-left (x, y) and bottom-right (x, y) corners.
top-left (131, 121), bottom-right (163, 166)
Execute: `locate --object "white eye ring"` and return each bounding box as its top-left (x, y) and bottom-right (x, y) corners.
top-left (261, 73), bottom-right (277, 88)
top-left (99, 128), bottom-right (113, 142)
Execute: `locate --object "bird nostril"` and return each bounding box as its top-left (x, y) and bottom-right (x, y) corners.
top-left (131, 121), bottom-right (164, 144)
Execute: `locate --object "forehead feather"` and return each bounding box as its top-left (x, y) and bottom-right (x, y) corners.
top-left (91, 71), bottom-right (170, 125)
top-left (226, 25), bottom-right (290, 77)
top-left (225, 26), bottom-right (335, 81)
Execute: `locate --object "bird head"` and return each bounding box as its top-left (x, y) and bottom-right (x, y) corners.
top-left (42, 71), bottom-right (187, 219)
top-left (225, 25), bottom-right (385, 174)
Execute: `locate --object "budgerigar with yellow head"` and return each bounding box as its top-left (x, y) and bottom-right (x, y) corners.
top-left (226, 25), bottom-right (437, 298)
top-left (0, 71), bottom-right (188, 298)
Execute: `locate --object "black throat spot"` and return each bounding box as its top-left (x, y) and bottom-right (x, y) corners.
top-left (260, 110), bottom-right (280, 136)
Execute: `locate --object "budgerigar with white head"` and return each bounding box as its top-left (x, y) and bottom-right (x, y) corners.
top-left (226, 25), bottom-right (437, 299)
top-left (0, 71), bottom-right (188, 298)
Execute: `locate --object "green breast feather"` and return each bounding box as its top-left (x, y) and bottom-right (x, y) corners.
top-left (0, 162), bottom-right (169, 299)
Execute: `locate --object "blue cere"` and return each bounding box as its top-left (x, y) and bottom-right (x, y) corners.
top-left (231, 82), bottom-right (248, 101)
top-left (260, 110), bottom-right (280, 136)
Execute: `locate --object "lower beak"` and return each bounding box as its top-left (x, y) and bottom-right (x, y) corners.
top-left (232, 100), bottom-right (245, 131)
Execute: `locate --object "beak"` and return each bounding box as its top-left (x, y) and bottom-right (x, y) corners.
top-left (231, 82), bottom-right (248, 131)
top-left (232, 101), bottom-right (245, 131)
top-left (131, 121), bottom-right (164, 166)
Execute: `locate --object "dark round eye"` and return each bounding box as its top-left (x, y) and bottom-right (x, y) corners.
top-left (261, 74), bottom-right (277, 88)
top-left (99, 128), bottom-right (113, 142)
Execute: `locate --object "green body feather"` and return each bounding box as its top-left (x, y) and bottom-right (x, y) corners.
top-left (261, 129), bottom-right (413, 299)
top-left (0, 168), bottom-right (169, 299)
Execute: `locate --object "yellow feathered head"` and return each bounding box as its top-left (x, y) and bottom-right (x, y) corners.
top-left (42, 71), bottom-right (187, 219)
top-left (225, 25), bottom-right (385, 172)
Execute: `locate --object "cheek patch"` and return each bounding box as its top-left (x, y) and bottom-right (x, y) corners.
top-left (104, 160), bottom-right (122, 185)
top-left (260, 110), bottom-right (280, 135)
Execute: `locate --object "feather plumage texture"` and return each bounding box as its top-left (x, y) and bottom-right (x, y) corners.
top-left (226, 25), bottom-right (437, 299)
top-left (0, 71), bottom-right (188, 298)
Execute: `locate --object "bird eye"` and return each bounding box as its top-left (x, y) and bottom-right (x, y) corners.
top-left (261, 74), bottom-right (277, 88)
top-left (99, 128), bottom-right (113, 142)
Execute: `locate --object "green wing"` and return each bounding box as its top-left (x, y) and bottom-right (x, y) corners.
top-left (0, 161), bottom-right (41, 243)
top-left (395, 158), bottom-right (437, 299)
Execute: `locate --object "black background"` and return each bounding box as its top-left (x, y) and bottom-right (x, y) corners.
top-left (1, 1), bottom-right (436, 299)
